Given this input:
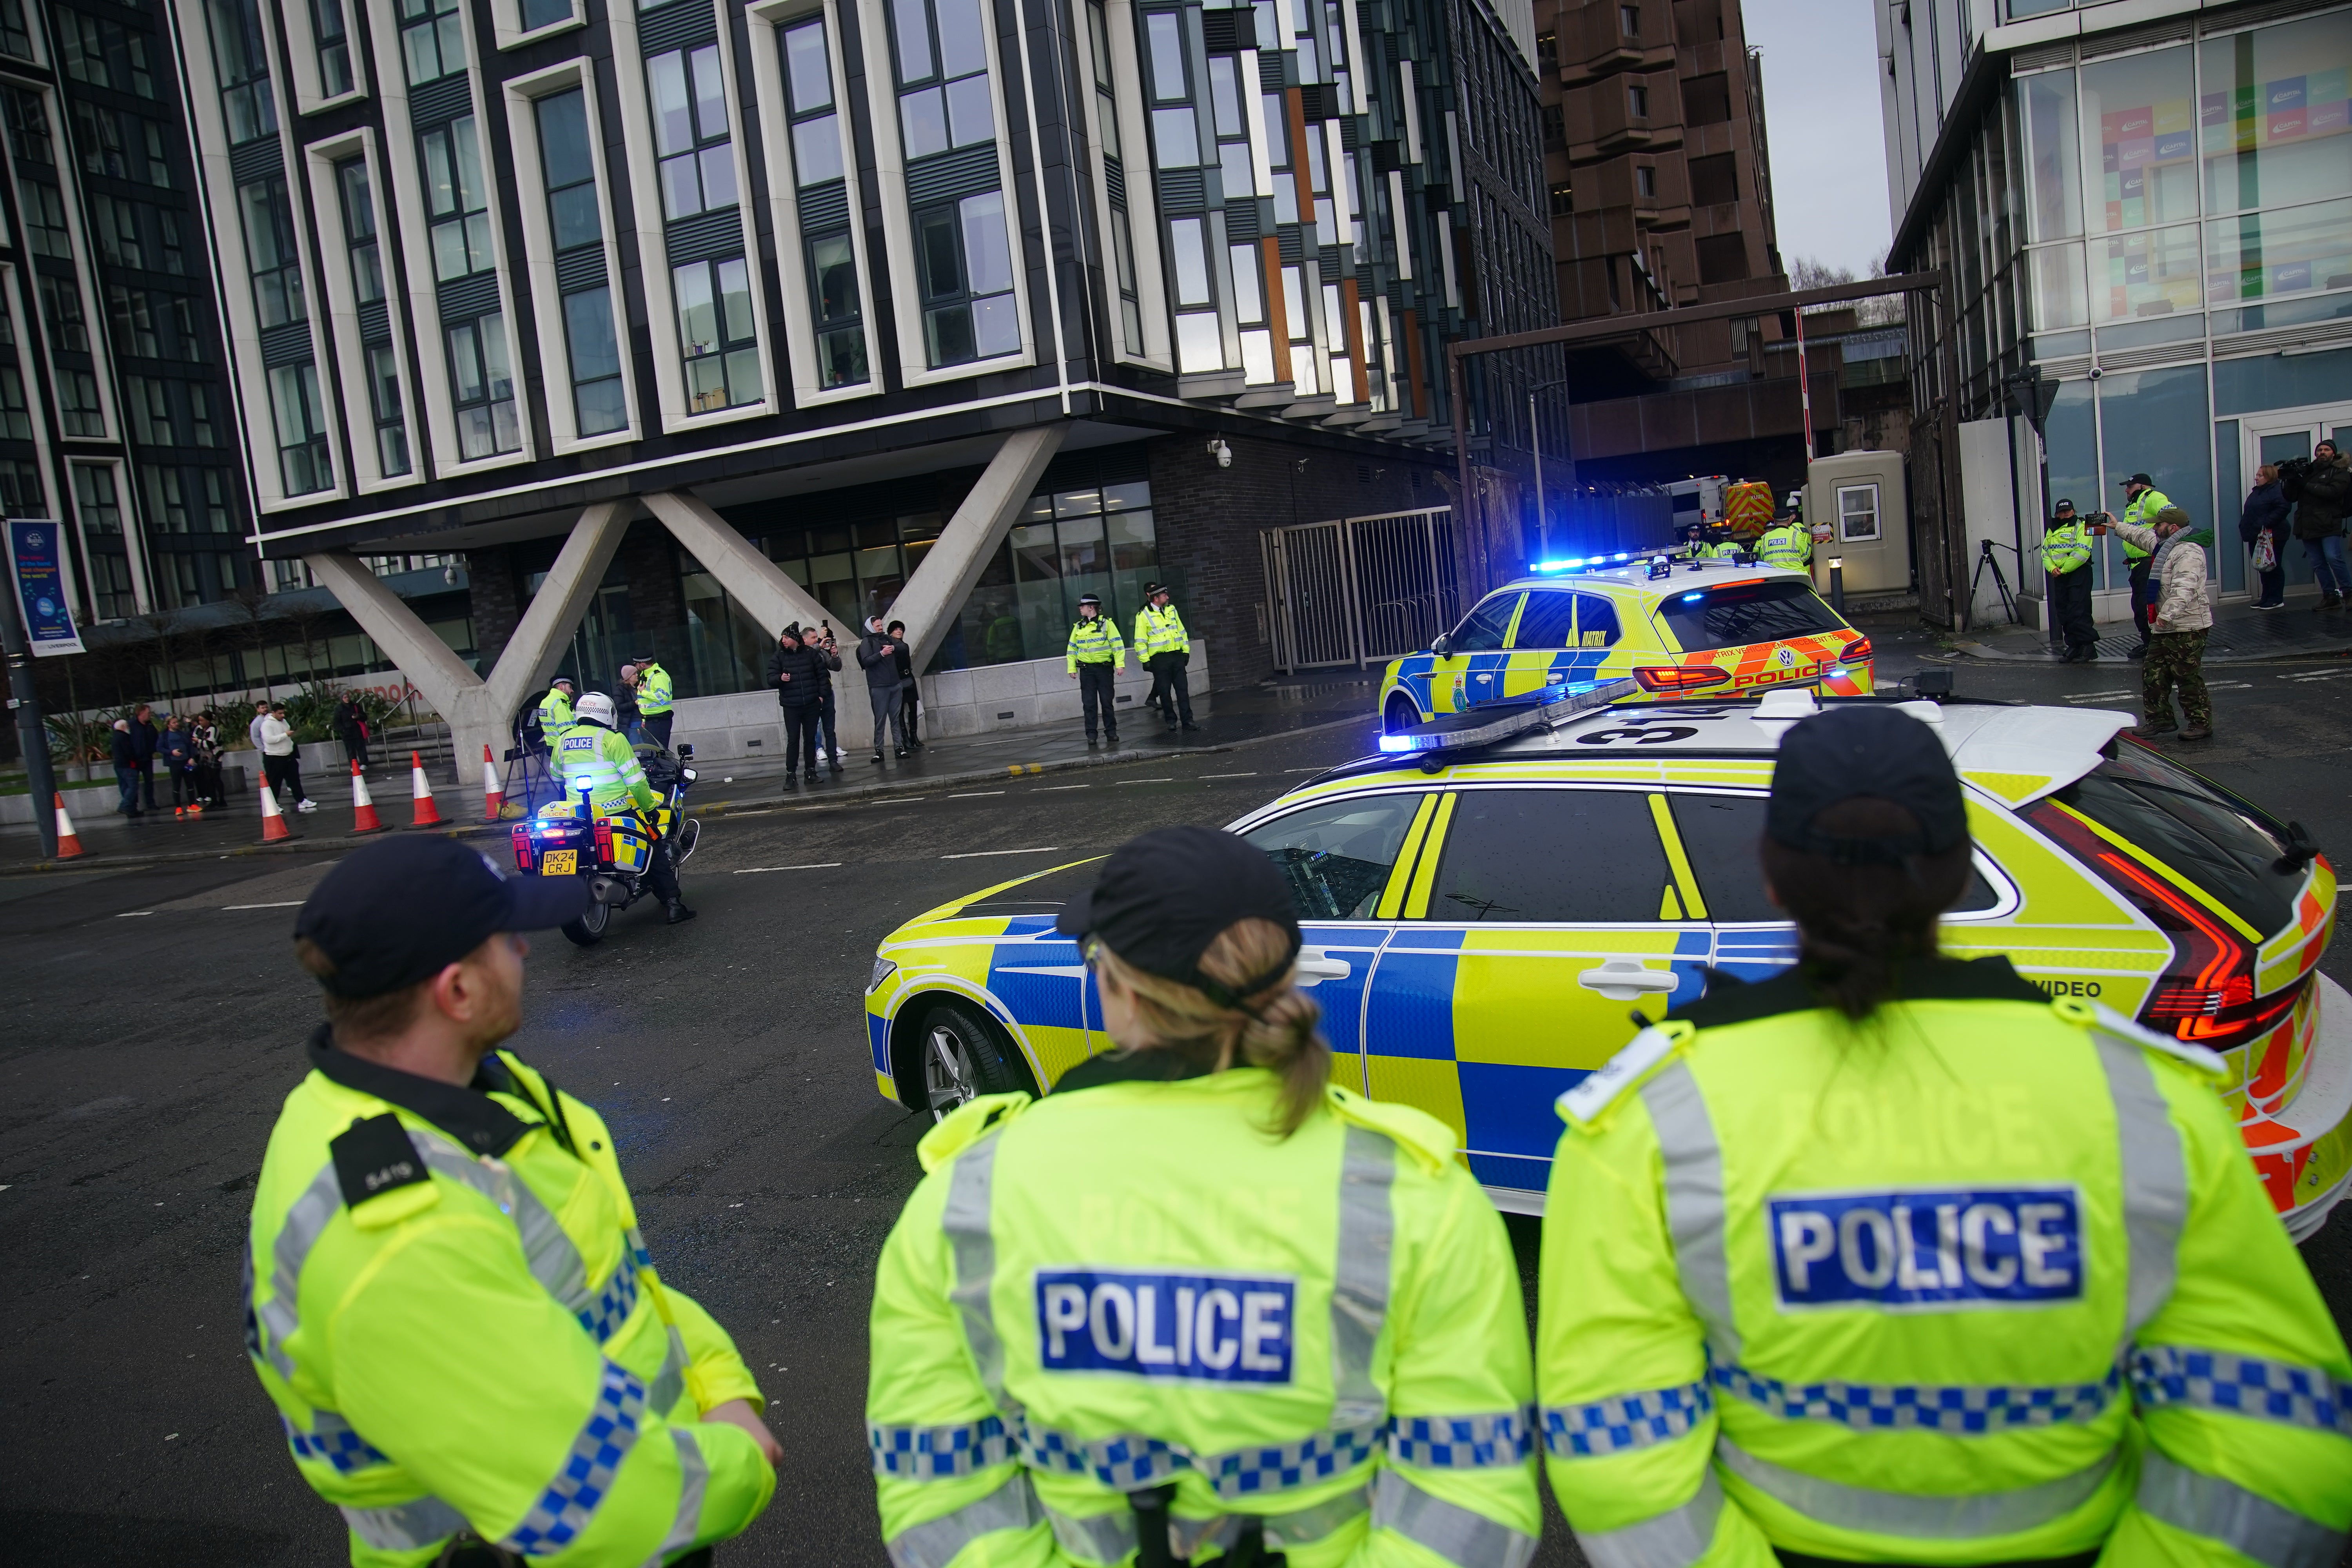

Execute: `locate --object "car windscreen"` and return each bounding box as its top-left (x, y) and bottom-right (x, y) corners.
top-left (1654, 579), bottom-right (1844, 653)
top-left (2043, 746), bottom-right (2301, 936)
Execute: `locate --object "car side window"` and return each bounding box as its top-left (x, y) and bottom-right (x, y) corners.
top-left (1427, 789), bottom-right (1673, 922)
top-left (1573, 593), bottom-right (1623, 649)
top-left (1668, 790), bottom-right (2002, 921)
top-left (1241, 793), bottom-right (1426, 920)
top-left (1449, 593), bottom-right (1521, 653)
top-left (1512, 591), bottom-right (1577, 649)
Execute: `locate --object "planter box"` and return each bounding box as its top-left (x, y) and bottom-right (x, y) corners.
top-left (0, 780), bottom-right (122, 827)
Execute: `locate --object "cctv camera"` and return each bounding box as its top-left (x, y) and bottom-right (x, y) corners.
top-left (2087, 366), bottom-right (2103, 381)
top-left (1209, 437), bottom-right (1233, 468)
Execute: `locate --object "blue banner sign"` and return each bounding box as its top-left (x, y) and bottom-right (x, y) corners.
top-left (6, 519), bottom-right (83, 656)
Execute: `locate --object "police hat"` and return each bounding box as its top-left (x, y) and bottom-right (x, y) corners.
top-left (1076, 593), bottom-right (1102, 608)
top-left (1056, 827), bottom-right (1301, 1007)
top-left (2054, 498), bottom-right (2075, 512)
top-left (294, 838), bottom-right (587, 998)
top-left (1766, 707), bottom-right (1968, 866)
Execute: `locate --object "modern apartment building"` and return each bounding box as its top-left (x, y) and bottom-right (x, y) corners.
top-left (0, 0), bottom-right (246, 625)
top-left (1881, 0), bottom-right (2352, 624)
top-left (158, 0), bottom-right (1553, 762)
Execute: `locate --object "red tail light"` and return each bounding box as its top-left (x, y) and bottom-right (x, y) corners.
top-left (1845, 637), bottom-right (1873, 662)
top-left (593, 820), bottom-right (614, 864)
top-left (511, 826), bottom-right (532, 871)
top-left (1634, 665), bottom-right (1732, 692)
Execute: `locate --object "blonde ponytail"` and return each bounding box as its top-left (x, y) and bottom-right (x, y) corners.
top-left (1091, 917), bottom-right (1330, 1135)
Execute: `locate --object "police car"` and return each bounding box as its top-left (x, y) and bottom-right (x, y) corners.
top-left (862, 683), bottom-right (2349, 1240)
top-left (1375, 554), bottom-right (1874, 734)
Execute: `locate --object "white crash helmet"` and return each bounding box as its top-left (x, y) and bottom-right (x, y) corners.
top-left (575, 692), bottom-right (618, 727)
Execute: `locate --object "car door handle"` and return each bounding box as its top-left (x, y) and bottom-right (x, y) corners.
top-left (1296, 948), bottom-right (1352, 986)
top-left (1576, 960), bottom-right (1679, 1001)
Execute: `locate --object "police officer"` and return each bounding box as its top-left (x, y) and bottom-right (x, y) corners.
top-left (867, 826), bottom-right (1541, 1568)
top-left (1755, 507), bottom-right (1811, 571)
top-left (1536, 705), bottom-right (2352, 1566)
top-left (555, 692), bottom-right (695, 925)
top-left (2040, 496), bottom-right (2098, 663)
top-left (247, 838), bottom-right (779, 1566)
top-left (536, 678), bottom-right (577, 740)
top-left (1065, 592), bottom-right (1125, 748)
top-left (621, 654), bottom-right (675, 752)
top-left (1134, 583), bottom-right (1197, 732)
top-left (2118, 471), bottom-right (2171, 660)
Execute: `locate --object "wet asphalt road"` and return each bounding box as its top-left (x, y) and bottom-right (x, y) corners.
top-left (4, 637), bottom-right (2351, 1566)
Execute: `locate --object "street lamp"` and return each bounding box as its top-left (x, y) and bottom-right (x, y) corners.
top-left (1526, 375), bottom-right (1577, 556)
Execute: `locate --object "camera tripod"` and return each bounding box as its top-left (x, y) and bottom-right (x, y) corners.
top-left (1969, 538), bottom-right (2020, 626)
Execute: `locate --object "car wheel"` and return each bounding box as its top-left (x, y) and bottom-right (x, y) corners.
top-left (916, 998), bottom-right (1035, 1120)
top-left (1384, 694), bottom-right (1423, 735)
top-left (561, 900), bottom-right (610, 947)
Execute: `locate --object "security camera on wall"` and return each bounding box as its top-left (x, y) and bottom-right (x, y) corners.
top-left (1208, 437), bottom-right (1233, 468)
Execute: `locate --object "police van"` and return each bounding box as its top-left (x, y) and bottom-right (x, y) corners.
top-left (862, 686), bottom-right (2349, 1240)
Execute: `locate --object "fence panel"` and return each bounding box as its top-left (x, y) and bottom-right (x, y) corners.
top-left (1263, 508), bottom-right (1458, 671)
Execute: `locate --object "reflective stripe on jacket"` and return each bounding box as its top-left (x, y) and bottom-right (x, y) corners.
top-left (553, 722), bottom-right (659, 816)
top-left (2039, 519), bottom-right (2092, 575)
top-left (1537, 959), bottom-right (2352, 1568)
top-left (868, 1070), bottom-right (1543, 1568)
top-left (634, 664), bottom-right (673, 716)
top-left (2121, 489), bottom-right (2172, 560)
top-left (246, 1033), bottom-right (775, 1566)
top-left (1755, 524), bottom-right (1809, 570)
top-left (1135, 604), bottom-right (1191, 660)
top-left (538, 689), bottom-right (575, 731)
top-left (1065, 616), bottom-right (1126, 672)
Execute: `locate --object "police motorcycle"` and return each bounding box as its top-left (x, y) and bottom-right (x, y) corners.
top-left (510, 740), bottom-right (702, 946)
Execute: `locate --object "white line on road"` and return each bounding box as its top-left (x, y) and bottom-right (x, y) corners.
top-left (2205, 681), bottom-right (2252, 690)
top-left (943, 847), bottom-right (1062, 859)
top-left (2062, 690), bottom-right (2136, 702)
top-left (724, 809), bottom-right (777, 819)
top-left (733, 863), bottom-right (844, 874)
top-left (1034, 784), bottom-right (1090, 791)
top-left (116, 911), bottom-right (154, 918)
top-left (946, 791), bottom-right (1004, 799)
top-left (869, 796), bottom-right (931, 804)
top-left (223, 901), bottom-right (305, 910)
top-left (1115, 778), bottom-right (1173, 785)
top-left (1282, 767), bottom-right (1325, 772)
top-left (1197, 772), bottom-right (1257, 779)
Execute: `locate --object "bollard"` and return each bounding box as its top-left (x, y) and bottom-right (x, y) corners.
top-left (1828, 556), bottom-right (1846, 617)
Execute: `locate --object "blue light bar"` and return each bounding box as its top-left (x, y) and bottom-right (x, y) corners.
top-left (1529, 557), bottom-right (1585, 574)
top-left (1377, 734), bottom-right (1416, 751)
top-left (1681, 590), bottom-right (1705, 601)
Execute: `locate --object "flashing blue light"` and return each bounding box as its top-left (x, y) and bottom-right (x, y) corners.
top-left (1377, 734), bottom-right (1416, 752)
top-left (1681, 590), bottom-right (1705, 602)
top-left (1613, 552), bottom-right (1632, 561)
top-left (1530, 557), bottom-right (1586, 574)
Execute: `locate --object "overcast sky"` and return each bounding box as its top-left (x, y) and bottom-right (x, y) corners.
top-left (1743, 0), bottom-right (1895, 278)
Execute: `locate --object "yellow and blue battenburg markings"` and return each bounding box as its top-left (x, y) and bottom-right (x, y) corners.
top-left (1768, 1186), bottom-right (2085, 1309)
top-left (1037, 1271), bottom-right (1296, 1383)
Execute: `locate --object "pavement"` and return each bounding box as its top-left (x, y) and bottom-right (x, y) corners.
top-left (1951, 584), bottom-right (2352, 666)
top-left (7, 646), bottom-right (2352, 1566)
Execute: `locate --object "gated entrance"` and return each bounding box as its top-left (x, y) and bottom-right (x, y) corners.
top-left (1261, 507), bottom-right (1461, 672)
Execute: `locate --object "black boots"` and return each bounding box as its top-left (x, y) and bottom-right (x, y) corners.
top-left (666, 900), bottom-right (697, 925)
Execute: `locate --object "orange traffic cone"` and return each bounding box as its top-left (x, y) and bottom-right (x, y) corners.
top-left (482, 744), bottom-right (504, 821)
top-left (350, 759), bottom-right (384, 833)
top-left (52, 791), bottom-right (83, 859)
top-left (408, 751), bottom-right (442, 827)
top-left (259, 782), bottom-right (292, 842)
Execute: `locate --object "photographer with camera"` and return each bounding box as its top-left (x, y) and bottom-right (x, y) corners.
top-left (2288, 439), bottom-right (2351, 608)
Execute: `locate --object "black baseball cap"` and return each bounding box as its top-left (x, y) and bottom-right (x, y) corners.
top-left (294, 838), bottom-right (587, 998)
top-left (2054, 498), bottom-right (2075, 511)
top-left (1056, 827), bottom-right (1301, 1007)
top-left (1766, 707), bottom-right (1968, 866)
top-left (2121, 472), bottom-right (2153, 488)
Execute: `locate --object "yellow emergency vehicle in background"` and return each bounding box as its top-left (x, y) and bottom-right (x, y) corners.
top-left (1375, 554), bottom-right (1873, 735)
top-left (860, 685), bottom-right (2350, 1240)
top-left (1722, 477), bottom-right (1776, 541)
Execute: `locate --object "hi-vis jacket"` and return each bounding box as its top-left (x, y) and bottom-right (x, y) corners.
top-left (867, 1066), bottom-right (1542, 1567)
top-left (2039, 517), bottom-right (2093, 575)
top-left (1754, 522), bottom-right (1810, 572)
top-left (2120, 487), bottom-right (2174, 561)
top-left (554, 721), bottom-right (659, 818)
top-left (538, 686), bottom-right (575, 733)
top-left (1066, 616), bottom-right (1127, 672)
top-left (247, 1033), bottom-right (775, 1565)
top-left (1537, 958), bottom-right (2352, 1568)
top-left (633, 662), bottom-right (674, 717)
top-left (1134, 604), bottom-right (1191, 662)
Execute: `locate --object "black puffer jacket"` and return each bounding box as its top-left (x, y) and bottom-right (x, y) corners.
top-left (765, 640), bottom-right (836, 707)
top-left (2292, 452), bottom-right (2350, 540)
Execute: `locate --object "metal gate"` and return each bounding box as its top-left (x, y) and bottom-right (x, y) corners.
top-left (1262, 507), bottom-right (1459, 671)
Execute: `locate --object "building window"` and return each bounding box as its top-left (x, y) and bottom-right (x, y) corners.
top-left (521, 0), bottom-right (572, 29)
top-left (1548, 181), bottom-right (1574, 216)
top-left (400, 0), bottom-right (466, 85)
top-left (1233, 241), bottom-right (1274, 383)
top-left (0, 0), bottom-right (31, 60)
top-left (674, 256), bottom-right (760, 412)
top-left (648, 44), bottom-right (737, 220)
top-left (336, 158), bottom-right (385, 305)
top-left (238, 176), bottom-right (306, 326)
top-left (1143, 8), bottom-right (1196, 170)
top-left (72, 464), bottom-right (123, 536)
top-left (1626, 83), bottom-right (1647, 118)
top-left (41, 275), bottom-right (90, 351)
top-left (916, 190), bottom-right (1017, 365)
top-left (1619, 4), bottom-right (1638, 34)
top-left (107, 285), bottom-right (162, 356)
top-left (534, 87), bottom-right (627, 433)
top-left (22, 183), bottom-right (70, 258)
top-left (3, 87), bottom-right (49, 163)
top-left (1086, 1), bottom-right (1143, 355)
top-left (126, 376), bottom-right (172, 444)
top-left (0, 457), bottom-right (43, 516)
top-left (0, 360), bottom-right (28, 440)
top-left (312, 0), bottom-right (354, 97)
top-left (1542, 102), bottom-right (1563, 150)
top-left (364, 345), bottom-right (410, 474)
top-left (1168, 214), bottom-right (1221, 372)
top-left (891, 0), bottom-right (994, 160)
top-left (57, 368), bottom-right (105, 436)
top-left (419, 117), bottom-right (495, 279)
top-left (933, 479), bottom-right (1157, 669)
top-left (1537, 29), bottom-right (1556, 73)
top-left (447, 315), bottom-right (519, 457)
top-left (1635, 163), bottom-right (1655, 198)
top-left (783, 16), bottom-right (867, 388)
top-left (206, 0), bottom-right (278, 145)
top-left (59, 15), bottom-right (157, 98)
top-left (270, 362), bottom-right (330, 493)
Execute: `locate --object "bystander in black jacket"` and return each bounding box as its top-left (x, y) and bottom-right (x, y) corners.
top-left (766, 629), bottom-right (831, 706)
top-left (2241, 476), bottom-right (2291, 544)
top-left (110, 723), bottom-right (140, 769)
top-left (857, 628), bottom-right (903, 690)
top-left (2294, 448), bottom-right (2351, 539)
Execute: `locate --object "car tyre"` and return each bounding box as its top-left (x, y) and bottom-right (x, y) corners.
top-left (917, 998), bottom-right (1036, 1120)
top-left (1384, 694), bottom-right (1423, 735)
top-left (562, 900), bottom-right (611, 947)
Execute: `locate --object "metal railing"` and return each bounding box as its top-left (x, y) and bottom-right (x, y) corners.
top-left (1262, 508), bottom-right (1460, 672)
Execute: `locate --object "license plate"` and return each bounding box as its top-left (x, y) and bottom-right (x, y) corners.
top-left (540, 849), bottom-right (577, 876)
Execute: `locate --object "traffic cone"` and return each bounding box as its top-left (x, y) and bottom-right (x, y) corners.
top-left (350, 759), bottom-right (384, 833)
top-left (408, 751), bottom-right (442, 827)
top-left (52, 792), bottom-right (83, 859)
top-left (259, 782), bottom-right (292, 842)
top-left (482, 744), bottom-right (504, 821)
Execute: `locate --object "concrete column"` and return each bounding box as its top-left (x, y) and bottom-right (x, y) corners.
top-left (894, 425), bottom-right (1066, 673)
top-left (303, 501), bottom-right (632, 776)
top-left (639, 488), bottom-right (866, 748)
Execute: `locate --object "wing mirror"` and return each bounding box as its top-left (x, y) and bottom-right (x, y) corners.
top-left (2276, 820), bottom-right (2321, 875)
top-left (1430, 634), bottom-right (1452, 658)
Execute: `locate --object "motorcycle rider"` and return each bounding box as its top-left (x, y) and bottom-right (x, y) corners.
top-left (552, 692), bottom-right (696, 926)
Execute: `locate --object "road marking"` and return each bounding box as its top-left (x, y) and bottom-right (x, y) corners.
top-left (2205, 681), bottom-right (2252, 690)
top-left (1034, 784), bottom-right (1090, 791)
top-left (223, 901), bottom-right (305, 910)
top-left (2282, 670), bottom-right (2338, 681)
top-left (1283, 766), bottom-right (1325, 772)
top-left (947, 791), bottom-right (1005, 799)
top-left (1198, 771), bottom-right (1257, 779)
top-left (2061, 690), bottom-right (2136, 702)
top-left (943, 846), bottom-right (1062, 859)
top-left (733, 863), bottom-right (844, 874)
top-left (116, 911), bottom-right (154, 918)
top-left (725, 809), bottom-right (777, 819)
top-left (1115, 778), bottom-right (1173, 785)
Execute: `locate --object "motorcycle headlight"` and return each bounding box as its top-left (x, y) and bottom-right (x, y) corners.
top-left (681, 768), bottom-right (697, 782)
top-left (868, 956), bottom-right (898, 993)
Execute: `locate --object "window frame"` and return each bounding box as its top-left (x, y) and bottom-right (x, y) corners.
top-left (281, 0), bottom-right (367, 114)
top-left (487, 0), bottom-right (586, 50)
top-left (301, 128), bottom-right (417, 494)
top-left (1072, 0), bottom-right (1170, 370)
top-left (645, 40), bottom-right (740, 221)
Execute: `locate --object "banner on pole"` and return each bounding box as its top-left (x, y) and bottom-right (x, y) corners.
top-left (6, 519), bottom-right (85, 656)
